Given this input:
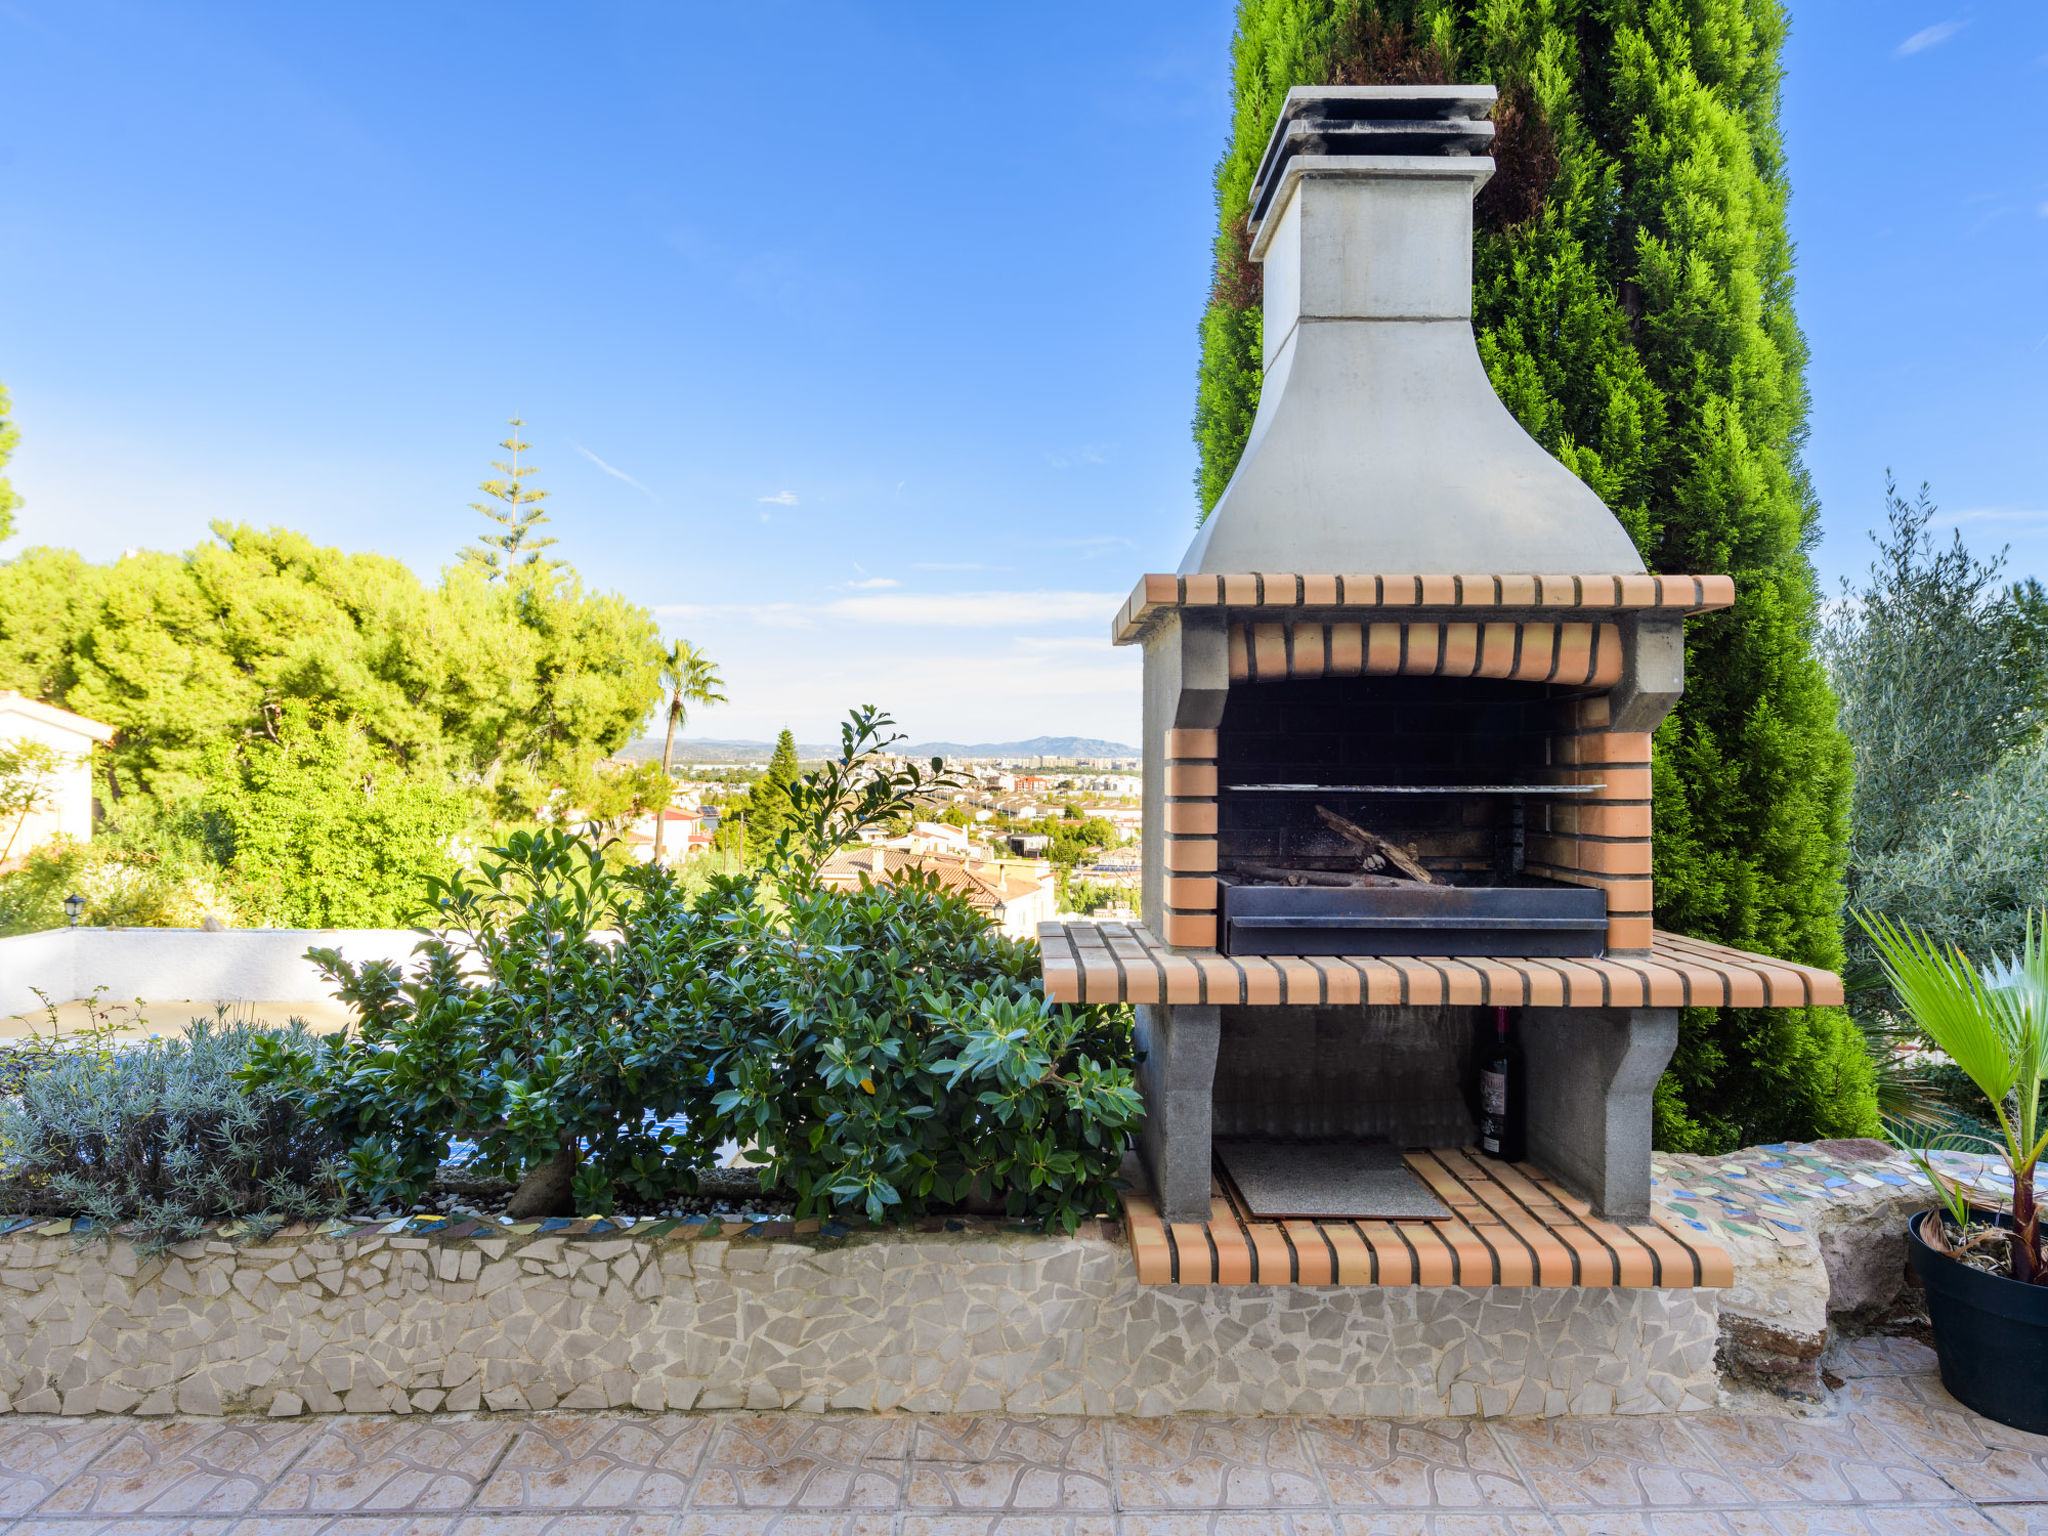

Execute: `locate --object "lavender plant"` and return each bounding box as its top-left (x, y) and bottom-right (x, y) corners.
top-left (0, 1012), bottom-right (342, 1256)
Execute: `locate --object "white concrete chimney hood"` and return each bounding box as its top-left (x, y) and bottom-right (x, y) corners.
top-left (1179, 85), bottom-right (1646, 577)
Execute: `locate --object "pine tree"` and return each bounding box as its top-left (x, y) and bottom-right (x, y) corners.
top-left (1194, 0), bottom-right (1875, 1150)
top-left (0, 382), bottom-right (23, 543)
top-left (462, 419), bottom-right (558, 580)
top-left (745, 730), bottom-right (802, 864)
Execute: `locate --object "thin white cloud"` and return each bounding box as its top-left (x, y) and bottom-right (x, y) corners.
top-left (1934, 507), bottom-right (2048, 526)
top-left (826, 590), bottom-right (1120, 627)
top-left (1895, 19), bottom-right (1966, 56)
top-left (1042, 535), bottom-right (1136, 559)
top-left (844, 577), bottom-right (899, 590)
top-left (658, 601), bottom-right (816, 630)
top-left (657, 589), bottom-right (1122, 629)
top-left (1045, 445), bottom-right (1109, 469)
top-left (758, 490), bottom-right (798, 505)
top-left (572, 443), bottom-right (652, 495)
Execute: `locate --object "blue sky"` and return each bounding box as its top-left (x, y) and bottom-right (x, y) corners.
top-left (0, 3), bottom-right (2041, 746)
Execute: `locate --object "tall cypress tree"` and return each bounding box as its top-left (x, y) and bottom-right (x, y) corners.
top-left (746, 730), bottom-right (803, 864)
top-left (1195, 0), bottom-right (1875, 1151)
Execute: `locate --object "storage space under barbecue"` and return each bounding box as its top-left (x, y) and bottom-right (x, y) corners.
top-left (1215, 673), bottom-right (1608, 957)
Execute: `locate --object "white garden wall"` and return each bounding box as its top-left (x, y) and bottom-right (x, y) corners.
top-left (0, 927), bottom-right (420, 1017)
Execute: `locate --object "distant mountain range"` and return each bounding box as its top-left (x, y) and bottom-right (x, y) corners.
top-left (617, 734), bottom-right (1137, 765)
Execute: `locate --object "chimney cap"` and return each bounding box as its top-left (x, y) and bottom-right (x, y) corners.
top-left (1249, 84), bottom-right (1498, 231)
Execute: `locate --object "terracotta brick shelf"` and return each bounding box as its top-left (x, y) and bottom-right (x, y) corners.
top-left (1039, 921), bottom-right (1843, 1009)
top-left (1124, 1148), bottom-right (1732, 1289)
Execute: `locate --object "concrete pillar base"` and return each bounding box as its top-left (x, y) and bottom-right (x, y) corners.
top-left (1134, 1002), bottom-right (1221, 1224)
top-left (1520, 1006), bottom-right (1677, 1222)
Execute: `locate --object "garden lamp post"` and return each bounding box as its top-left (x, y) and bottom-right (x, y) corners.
top-left (63, 892), bottom-right (85, 927)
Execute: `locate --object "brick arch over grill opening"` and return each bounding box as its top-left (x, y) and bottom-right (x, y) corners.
top-left (1228, 620), bottom-right (1623, 687)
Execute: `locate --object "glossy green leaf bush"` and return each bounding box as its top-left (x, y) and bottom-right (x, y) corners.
top-left (703, 871), bottom-right (1138, 1230)
top-left (246, 828), bottom-right (730, 1214)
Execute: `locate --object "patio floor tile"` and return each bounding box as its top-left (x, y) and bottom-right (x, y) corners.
top-left (1544, 1513), bottom-right (1777, 1536)
top-left (1301, 1420), bottom-right (1538, 1510)
top-left (897, 1517), bottom-right (1121, 1535)
top-left (441, 1517), bottom-right (677, 1536)
top-left (905, 1418), bottom-right (1112, 1513)
top-left (0, 1420), bottom-right (131, 1516)
top-left (1824, 1336), bottom-right (1939, 1381)
top-left (687, 1415), bottom-right (908, 1511)
top-left (1487, 1419), bottom-right (1750, 1512)
top-left (32, 1420), bottom-right (319, 1516)
top-left (1673, 1410), bottom-right (1955, 1505)
top-left (669, 1516), bottom-right (897, 1535)
top-left (1758, 1505), bottom-right (2006, 1534)
top-left (9, 1378), bottom-right (2048, 1532)
top-left (1842, 1378), bottom-right (2048, 1501)
top-left (472, 1418), bottom-right (712, 1511)
top-left (1330, 1516), bottom-right (1563, 1536)
top-left (256, 1419), bottom-right (517, 1513)
top-left (1108, 1419), bottom-right (1326, 1510)
top-left (1115, 1514), bottom-right (1344, 1535)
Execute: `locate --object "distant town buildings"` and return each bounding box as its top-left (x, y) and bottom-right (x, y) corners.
top-left (816, 844), bottom-right (1057, 941)
top-left (619, 804), bottom-right (714, 866)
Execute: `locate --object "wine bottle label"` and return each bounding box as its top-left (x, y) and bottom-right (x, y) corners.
top-left (1480, 1067), bottom-right (1507, 1154)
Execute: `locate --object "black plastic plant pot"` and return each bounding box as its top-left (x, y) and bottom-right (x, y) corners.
top-left (1907, 1208), bottom-right (2048, 1434)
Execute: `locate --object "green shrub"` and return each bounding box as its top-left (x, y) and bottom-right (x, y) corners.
top-left (703, 870), bottom-right (1138, 1230)
top-left (0, 1014), bottom-right (342, 1255)
top-left (202, 705), bottom-right (472, 929)
top-left (247, 827), bottom-right (727, 1215)
top-left (250, 707), bottom-right (1140, 1231)
top-left (0, 810), bottom-right (242, 936)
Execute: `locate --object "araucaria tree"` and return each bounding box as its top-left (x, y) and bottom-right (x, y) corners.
top-left (1197, 1), bottom-right (1874, 1149)
top-left (461, 419), bottom-right (558, 581)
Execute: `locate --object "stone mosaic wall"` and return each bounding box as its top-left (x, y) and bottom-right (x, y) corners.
top-left (1651, 1137), bottom-right (1977, 1396)
top-left (0, 1219), bottom-right (1720, 1420)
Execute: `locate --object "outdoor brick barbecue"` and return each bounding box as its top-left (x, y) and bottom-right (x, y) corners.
top-left (1038, 84), bottom-right (1842, 1270)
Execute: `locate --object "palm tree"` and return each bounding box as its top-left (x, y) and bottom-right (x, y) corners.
top-left (1861, 909), bottom-right (2048, 1282)
top-left (652, 641), bottom-right (726, 864)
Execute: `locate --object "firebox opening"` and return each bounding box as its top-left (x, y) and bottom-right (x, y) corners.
top-left (1213, 674), bottom-right (1610, 957)
top-left (1216, 673), bottom-right (1589, 883)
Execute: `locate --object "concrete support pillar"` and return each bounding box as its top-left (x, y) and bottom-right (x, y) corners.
top-left (1133, 1002), bottom-right (1221, 1223)
top-left (1520, 1006), bottom-right (1677, 1221)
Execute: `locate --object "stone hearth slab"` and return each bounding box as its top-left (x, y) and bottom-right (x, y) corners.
top-left (1216, 1138), bottom-right (1453, 1221)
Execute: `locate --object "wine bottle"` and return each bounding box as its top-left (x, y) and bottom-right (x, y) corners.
top-left (1479, 1005), bottom-right (1524, 1160)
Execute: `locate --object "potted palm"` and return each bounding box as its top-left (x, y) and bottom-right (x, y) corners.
top-left (1860, 910), bottom-right (2048, 1431)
